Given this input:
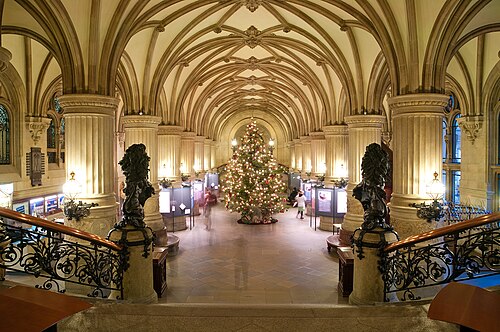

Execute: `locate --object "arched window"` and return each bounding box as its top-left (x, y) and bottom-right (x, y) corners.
top-left (46, 96), bottom-right (65, 165)
top-left (442, 120), bottom-right (447, 163)
top-left (442, 94), bottom-right (461, 204)
top-left (0, 104), bottom-right (9, 164)
top-left (451, 114), bottom-right (461, 163)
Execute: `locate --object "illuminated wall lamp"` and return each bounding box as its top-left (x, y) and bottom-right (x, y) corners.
top-left (332, 164), bottom-right (348, 188)
top-left (409, 171), bottom-right (445, 222)
top-left (63, 172), bottom-right (98, 221)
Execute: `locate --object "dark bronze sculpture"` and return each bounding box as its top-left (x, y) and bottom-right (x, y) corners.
top-left (352, 143), bottom-right (391, 230)
top-left (115, 143), bottom-right (154, 228)
top-left (352, 143), bottom-right (397, 259)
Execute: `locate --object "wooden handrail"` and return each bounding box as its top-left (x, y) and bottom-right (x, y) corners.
top-left (384, 212), bottom-right (500, 253)
top-left (0, 207), bottom-right (123, 252)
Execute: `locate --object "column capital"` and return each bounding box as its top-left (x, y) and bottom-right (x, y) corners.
top-left (388, 93), bottom-right (448, 117)
top-left (345, 114), bottom-right (385, 128)
top-left (323, 124), bottom-right (348, 136)
top-left (122, 115), bottom-right (161, 129)
top-left (58, 94), bottom-right (119, 117)
top-left (181, 131), bottom-right (196, 139)
top-left (309, 131), bottom-right (325, 140)
top-left (158, 125), bottom-right (183, 135)
top-left (195, 135), bottom-right (206, 143)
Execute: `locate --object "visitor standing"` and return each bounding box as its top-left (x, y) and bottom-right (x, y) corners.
top-left (203, 188), bottom-right (217, 229)
top-left (295, 191), bottom-right (306, 219)
top-left (288, 187), bottom-right (298, 205)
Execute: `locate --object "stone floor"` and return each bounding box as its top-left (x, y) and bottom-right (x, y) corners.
top-left (161, 204), bottom-right (348, 305)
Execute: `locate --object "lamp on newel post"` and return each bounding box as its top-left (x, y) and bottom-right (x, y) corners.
top-left (231, 138), bottom-right (238, 152)
top-left (409, 171), bottom-right (446, 222)
top-left (63, 172), bottom-right (98, 221)
top-left (268, 138), bottom-right (275, 154)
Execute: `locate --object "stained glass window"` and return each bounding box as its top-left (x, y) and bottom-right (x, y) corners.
top-left (0, 105), bottom-right (10, 164)
top-left (451, 114), bottom-right (461, 163)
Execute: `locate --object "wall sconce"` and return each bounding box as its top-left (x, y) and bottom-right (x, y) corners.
top-left (231, 138), bottom-right (238, 152)
top-left (332, 164), bottom-right (348, 188)
top-left (268, 138), bottom-right (275, 153)
top-left (158, 163), bottom-right (174, 188)
top-left (63, 172), bottom-right (98, 221)
top-left (409, 171), bottom-right (445, 222)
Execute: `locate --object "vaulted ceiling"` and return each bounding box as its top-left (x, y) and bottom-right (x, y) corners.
top-left (2, 0), bottom-right (500, 147)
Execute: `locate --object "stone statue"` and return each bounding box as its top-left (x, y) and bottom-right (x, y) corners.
top-left (115, 143), bottom-right (154, 228)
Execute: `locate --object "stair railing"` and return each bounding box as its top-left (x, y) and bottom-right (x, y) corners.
top-left (380, 213), bottom-right (500, 302)
top-left (0, 207), bottom-right (127, 299)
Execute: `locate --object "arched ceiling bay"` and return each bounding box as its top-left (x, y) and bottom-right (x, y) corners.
top-left (123, 0), bottom-right (375, 142)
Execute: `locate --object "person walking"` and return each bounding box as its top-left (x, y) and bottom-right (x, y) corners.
top-left (295, 191), bottom-right (306, 219)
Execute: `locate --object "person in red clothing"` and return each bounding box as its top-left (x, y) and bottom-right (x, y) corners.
top-left (203, 188), bottom-right (217, 229)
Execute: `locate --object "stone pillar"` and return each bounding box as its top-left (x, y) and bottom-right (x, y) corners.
top-left (58, 94), bottom-right (119, 237)
top-left (294, 139), bottom-right (303, 171)
top-left (319, 125), bottom-right (348, 231)
top-left (181, 131), bottom-right (196, 177)
top-left (122, 115), bottom-right (163, 233)
top-left (323, 125), bottom-right (348, 183)
top-left (158, 125), bottom-right (182, 182)
top-left (388, 94), bottom-right (448, 238)
top-left (302, 136), bottom-right (312, 174)
top-left (310, 131), bottom-right (326, 176)
top-left (204, 138), bottom-right (211, 172)
top-left (194, 135), bottom-right (205, 175)
top-left (288, 141), bottom-right (296, 170)
top-left (210, 142), bottom-right (216, 170)
top-left (342, 115), bottom-right (384, 241)
top-left (349, 228), bottom-right (398, 304)
top-left (108, 226), bottom-right (157, 303)
top-left (457, 116), bottom-right (488, 206)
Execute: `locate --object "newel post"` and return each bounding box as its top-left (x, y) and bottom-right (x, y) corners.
top-left (349, 143), bottom-right (399, 305)
top-left (108, 144), bottom-right (158, 303)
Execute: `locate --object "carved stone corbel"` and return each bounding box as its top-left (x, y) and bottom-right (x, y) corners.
top-left (458, 116), bottom-right (483, 145)
top-left (25, 117), bottom-right (51, 145)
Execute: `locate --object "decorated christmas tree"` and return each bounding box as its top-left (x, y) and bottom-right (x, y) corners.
top-left (223, 120), bottom-right (287, 224)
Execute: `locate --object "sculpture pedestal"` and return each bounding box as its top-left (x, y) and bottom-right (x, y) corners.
top-left (108, 226), bottom-right (157, 303)
top-left (349, 227), bottom-right (398, 305)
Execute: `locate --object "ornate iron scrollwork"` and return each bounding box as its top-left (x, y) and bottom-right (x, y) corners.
top-left (0, 221), bottom-right (125, 298)
top-left (381, 223), bottom-right (500, 301)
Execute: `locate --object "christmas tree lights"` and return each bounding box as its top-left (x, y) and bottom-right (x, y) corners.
top-left (222, 120), bottom-right (287, 224)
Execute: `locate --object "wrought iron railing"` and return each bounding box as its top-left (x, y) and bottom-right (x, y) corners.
top-left (443, 202), bottom-right (491, 225)
top-left (381, 213), bottom-right (500, 302)
top-left (0, 207), bottom-right (127, 299)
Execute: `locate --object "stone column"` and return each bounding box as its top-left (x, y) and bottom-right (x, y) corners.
top-left (294, 139), bottom-right (303, 171)
top-left (302, 136), bottom-right (312, 175)
top-left (122, 115), bottom-right (163, 233)
top-left (319, 125), bottom-right (348, 231)
top-left (158, 125), bottom-right (182, 182)
top-left (194, 135), bottom-right (205, 175)
top-left (181, 131), bottom-right (196, 177)
top-left (210, 142), bottom-right (216, 170)
top-left (288, 141), bottom-right (296, 170)
top-left (204, 138), bottom-right (212, 172)
top-left (388, 94), bottom-right (448, 238)
top-left (323, 125), bottom-right (348, 183)
top-left (58, 94), bottom-right (119, 237)
top-left (457, 116), bottom-right (488, 206)
top-left (342, 115), bottom-right (384, 242)
top-left (310, 131), bottom-right (326, 176)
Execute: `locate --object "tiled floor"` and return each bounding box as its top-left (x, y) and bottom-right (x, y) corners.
top-left (161, 205), bottom-right (348, 305)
